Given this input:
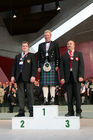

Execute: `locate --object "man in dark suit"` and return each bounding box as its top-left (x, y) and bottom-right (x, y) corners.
top-left (11, 41), bottom-right (36, 117)
top-left (38, 30), bottom-right (60, 105)
top-left (60, 40), bottom-right (84, 117)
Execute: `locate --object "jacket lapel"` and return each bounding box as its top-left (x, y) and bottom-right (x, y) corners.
top-left (18, 54), bottom-right (21, 61)
top-left (23, 53), bottom-right (29, 63)
top-left (42, 42), bottom-right (46, 53)
top-left (48, 41), bottom-right (53, 53)
top-left (66, 52), bottom-right (70, 60)
top-left (73, 51), bottom-right (77, 60)
top-left (42, 41), bottom-right (53, 53)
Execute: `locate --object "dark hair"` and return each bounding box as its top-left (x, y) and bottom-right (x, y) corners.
top-left (67, 40), bottom-right (75, 46)
top-left (22, 41), bottom-right (29, 46)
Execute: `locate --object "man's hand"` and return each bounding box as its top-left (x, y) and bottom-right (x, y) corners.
top-left (11, 77), bottom-right (15, 83)
top-left (61, 79), bottom-right (65, 85)
top-left (55, 67), bottom-right (59, 71)
top-left (79, 77), bottom-right (83, 82)
top-left (30, 76), bottom-right (35, 83)
top-left (38, 68), bottom-right (41, 73)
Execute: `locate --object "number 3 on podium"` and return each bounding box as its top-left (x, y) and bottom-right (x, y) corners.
top-left (65, 120), bottom-right (70, 128)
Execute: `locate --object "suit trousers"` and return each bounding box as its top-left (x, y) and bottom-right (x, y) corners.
top-left (17, 77), bottom-right (34, 114)
top-left (66, 72), bottom-right (82, 114)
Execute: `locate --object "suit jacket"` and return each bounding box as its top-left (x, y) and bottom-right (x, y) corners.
top-left (60, 51), bottom-right (84, 83)
top-left (38, 41), bottom-right (60, 68)
top-left (11, 53), bottom-right (37, 82)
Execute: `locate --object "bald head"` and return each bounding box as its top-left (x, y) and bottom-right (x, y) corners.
top-left (67, 40), bottom-right (75, 51)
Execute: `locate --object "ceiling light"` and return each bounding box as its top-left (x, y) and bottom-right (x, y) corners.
top-left (56, 1), bottom-right (61, 11)
top-left (13, 14), bottom-right (17, 18)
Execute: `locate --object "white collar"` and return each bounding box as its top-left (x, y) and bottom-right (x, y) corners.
top-left (21, 52), bottom-right (28, 58)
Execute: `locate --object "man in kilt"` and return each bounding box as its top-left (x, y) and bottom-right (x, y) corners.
top-left (38, 30), bottom-right (60, 105)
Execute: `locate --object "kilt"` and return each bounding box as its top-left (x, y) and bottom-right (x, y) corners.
top-left (40, 62), bottom-right (59, 86)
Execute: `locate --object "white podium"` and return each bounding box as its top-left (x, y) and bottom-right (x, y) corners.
top-left (12, 106), bottom-right (80, 130)
top-left (33, 105), bottom-right (58, 118)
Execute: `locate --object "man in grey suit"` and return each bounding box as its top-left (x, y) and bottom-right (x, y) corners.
top-left (60, 40), bottom-right (84, 117)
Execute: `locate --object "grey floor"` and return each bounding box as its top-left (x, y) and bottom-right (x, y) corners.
top-left (0, 105), bottom-right (93, 140)
top-left (0, 119), bottom-right (93, 140)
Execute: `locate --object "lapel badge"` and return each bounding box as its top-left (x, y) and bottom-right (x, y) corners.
top-left (27, 59), bottom-right (31, 63)
top-left (75, 57), bottom-right (79, 61)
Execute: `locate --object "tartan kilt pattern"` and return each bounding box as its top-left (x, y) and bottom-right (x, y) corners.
top-left (40, 62), bottom-right (59, 86)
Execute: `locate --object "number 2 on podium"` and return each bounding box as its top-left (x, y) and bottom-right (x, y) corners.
top-left (20, 120), bottom-right (25, 128)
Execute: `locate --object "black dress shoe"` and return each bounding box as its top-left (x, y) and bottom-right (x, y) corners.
top-left (43, 98), bottom-right (48, 105)
top-left (8, 110), bottom-right (13, 113)
top-left (65, 112), bottom-right (74, 117)
top-left (29, 113), bottom-right (33, 117)
top-left (15, 113), bottom-right (25, 117)
top-left (50, 101), bottom-right (55, 105)
top-left (76, 113), bottom-right (81, 118)
top-left (50, 97), bottom-right (55, 105)
top-left (43, 101), bottom-right (48, 105)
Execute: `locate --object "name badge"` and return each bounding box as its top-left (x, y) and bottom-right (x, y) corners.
top-left (70, 68), bottom-right (72, 71)
top-left (19, 61), bottom-right (23, 65)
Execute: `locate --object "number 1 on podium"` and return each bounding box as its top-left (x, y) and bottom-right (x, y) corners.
top-left (42, 108), bottom-right (45, 116)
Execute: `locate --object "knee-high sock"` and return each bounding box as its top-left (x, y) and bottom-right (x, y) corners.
top-left (50, 86), bottom-right (56, 98)
top-left (42, 86), bottom-right (48, 101)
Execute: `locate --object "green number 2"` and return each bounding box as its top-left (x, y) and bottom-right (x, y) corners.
top-left (65, 120), bottom-right (70, 128)
top-left (42, 108), bottom-right (45, 116)
top-left (20, 120), bottom-right (25, 128)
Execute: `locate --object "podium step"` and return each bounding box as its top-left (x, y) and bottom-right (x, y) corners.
top-left (33, 105), bottom-right (58, 118)
top-left (12, 116), bottom-right (80, 130)
top-left (12, 105), bottom-right (80, 130)
top-left (12, 106), bottom-right (80, 130)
